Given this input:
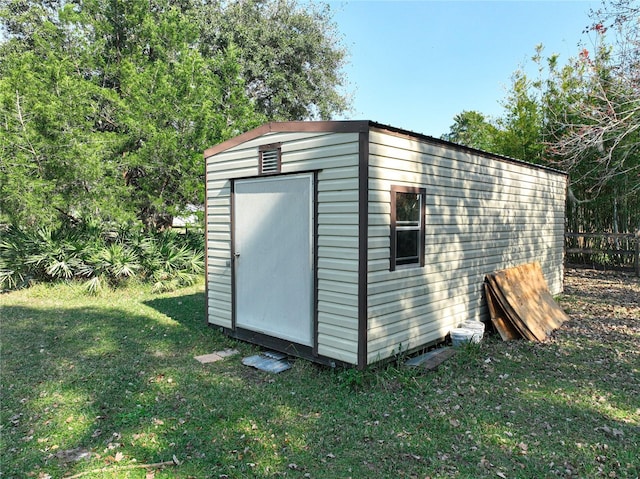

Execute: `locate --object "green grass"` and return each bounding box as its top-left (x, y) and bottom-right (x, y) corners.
top-left (1, 272), bottom-right (639, 478)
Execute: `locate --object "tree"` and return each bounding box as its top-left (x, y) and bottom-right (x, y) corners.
top-left (0, 0), bottom-right (349, 230)
top-left (545, 26), bottom-right (639, 200)
top-left (77, 0), bottom-right (263, 229)
top-left (0, 1), bottom-right (129, 227)
top-left (441, 110), bottom-right (499, 152)
top-left (494, 68), bottom-right (547, 165)
top-left (441, 60), bottom-right (548, 166)
top-left (196, 0), bottom-right (349, 121)
top-left (443, 28), bottom-right (639, 234)
top-left (541, 1), bottom-right (640, 232)
top-left (441, 75), bottom-right (546, 166)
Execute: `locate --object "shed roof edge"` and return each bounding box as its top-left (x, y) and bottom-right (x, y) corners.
top-left (204, 120), bottom-right (568, 177)
top-left (367, 122), bottom-right (568, 177)
top-left (203, 120), bottom-right (370, 158)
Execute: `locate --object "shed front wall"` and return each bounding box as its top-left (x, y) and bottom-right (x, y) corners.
top-left (205, 131), bottom-right (362, 365)
top-left (366, 129), bottom-right (567, 364)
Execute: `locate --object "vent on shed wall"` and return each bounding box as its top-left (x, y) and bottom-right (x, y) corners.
top-left (259, 143), bottom-right (282, 175)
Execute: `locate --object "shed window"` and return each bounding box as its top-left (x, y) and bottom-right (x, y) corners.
top-left (390, 186), bottom-right (425, 271)
top-left (259, 143), bottom-right (282, 175)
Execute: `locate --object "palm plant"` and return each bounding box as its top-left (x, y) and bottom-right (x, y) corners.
top-left (1, 217), bottom-right (204, 293)
top-left (24, 226), bottom-right (89, 281)
top-left (140, 230), bottom-right (204, 292)
top-left (81, 243), bottom-right (142, 293)
top-left (0, 225), bottom-right (36, 290)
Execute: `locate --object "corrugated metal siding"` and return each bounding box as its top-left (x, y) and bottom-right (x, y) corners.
top-left (366, 130), bottom-right (567, 364)
top-left (205, 131), bottom-right (361, 365)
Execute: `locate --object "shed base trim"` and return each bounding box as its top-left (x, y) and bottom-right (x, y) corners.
top-left (219, 327), bottom-right (353, 368)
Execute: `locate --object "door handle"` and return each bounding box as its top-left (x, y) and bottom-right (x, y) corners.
top-left (234, 252), bottom-right (240, 258)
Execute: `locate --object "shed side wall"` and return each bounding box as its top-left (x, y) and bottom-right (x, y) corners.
top-left (367, 130), bottom-right (567, 364)
top-left (205, 131), bottom-right (362, 365)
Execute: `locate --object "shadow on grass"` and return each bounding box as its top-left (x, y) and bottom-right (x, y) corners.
top-left (0, 296), bottom-right (254, 478)
top-left (144, 292), bottom-right (207, 330)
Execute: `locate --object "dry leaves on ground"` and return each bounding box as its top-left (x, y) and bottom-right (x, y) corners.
top-left (558, 268), bottom-right (639, 347)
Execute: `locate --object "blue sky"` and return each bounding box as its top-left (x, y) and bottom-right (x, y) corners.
top-left (328, 0), bottom-right (599, 137)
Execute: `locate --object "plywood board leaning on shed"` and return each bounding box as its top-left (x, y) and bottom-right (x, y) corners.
top-left (485, 262), bottom-right (570, 341)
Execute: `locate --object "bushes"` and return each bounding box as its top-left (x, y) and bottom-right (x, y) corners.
top-left (0, 219), bottom-right (204, 293)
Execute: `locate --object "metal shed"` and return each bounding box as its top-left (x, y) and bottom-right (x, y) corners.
top-left (204, 121), bottom-right (567, 368)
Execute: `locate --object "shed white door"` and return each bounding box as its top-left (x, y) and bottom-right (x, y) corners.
top-left (234, 174), bottom-right (314, 346)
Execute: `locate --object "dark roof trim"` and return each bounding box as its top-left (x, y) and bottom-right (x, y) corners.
top-left (367, 122), bottom-right (568, 177)
top-left (203, 120), bottom-right (370, 157)
top-left (204, 120), bottom-right (568, 177)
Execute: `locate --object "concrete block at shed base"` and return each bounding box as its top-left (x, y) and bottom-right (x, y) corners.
top-left (195, 349), bottom-right (239, 364)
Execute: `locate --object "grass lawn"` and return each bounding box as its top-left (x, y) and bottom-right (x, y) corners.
top-left (1, 269), bottom-right (639, 478)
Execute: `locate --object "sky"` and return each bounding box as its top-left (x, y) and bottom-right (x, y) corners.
top-left (328, 0), bottom-right (599, 137)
